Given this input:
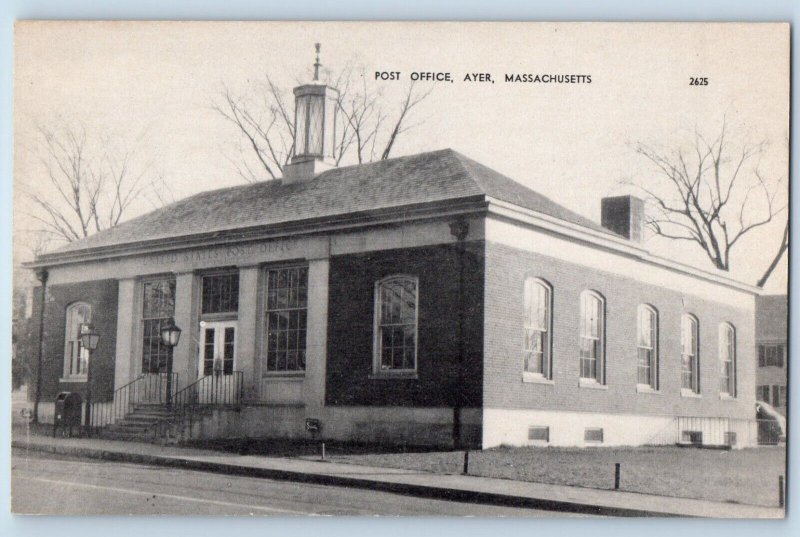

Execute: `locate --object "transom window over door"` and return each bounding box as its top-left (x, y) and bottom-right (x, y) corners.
top-left (374, 275), bottom-right (419, 375)
top-left (141, 278), bottom-right (176, 374)
top-left (523, 277), bottom-right (552, 378)
top-left (637, 305), bottom-right (658, 389)
top-left (681, 314), bottom-right (700, 394)
top-left (264, 266), bottom-right (308, 373)
top-left (63, 302), bottom-right (91, 379)
top-left (579, 291), bottom-right (605, 383)
top-left (201, 271), bottom-right (239, 315)
top-left (719, 323), bottom-right (736, 396)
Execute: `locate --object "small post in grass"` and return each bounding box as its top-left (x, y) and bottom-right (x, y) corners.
top-left (463, 450), bottom-right (470, 475)
top-left (779, 475), bottom-right (785, 508)
top-left (321, 442), bottom-right (326, 461)
top-left (614, 463), bottom-right (621, 490)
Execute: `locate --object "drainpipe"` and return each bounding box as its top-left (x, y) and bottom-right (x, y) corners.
top-left (32, 268), bottom-right (48, 424)
top-left (449, 218), bottom-right (469, 449)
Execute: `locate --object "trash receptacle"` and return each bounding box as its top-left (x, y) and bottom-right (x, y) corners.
top-left (53, 392), bottom-right (82, 437)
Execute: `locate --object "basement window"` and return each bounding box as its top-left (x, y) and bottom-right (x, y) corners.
top-left (681, 431), bottom-right (703, 445)
top-left (584, 427), bottom-right (604, 443)
top-left (528, 426), bottom-right (550, 443)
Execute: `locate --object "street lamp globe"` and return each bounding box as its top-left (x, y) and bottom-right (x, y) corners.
top-left (160, 317), bottom-right (182, 348)
top-left (79, 324), bottom-right (100, 351)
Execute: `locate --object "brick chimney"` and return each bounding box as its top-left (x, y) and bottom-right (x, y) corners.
top-left (601, 195), bottom-right (645, 242)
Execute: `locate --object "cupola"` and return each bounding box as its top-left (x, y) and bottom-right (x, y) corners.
top-left (282, 43), bottom-right (340, 184)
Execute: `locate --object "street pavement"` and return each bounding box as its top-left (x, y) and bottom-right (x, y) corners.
top-left (11, 450), bottom-right (568, 516)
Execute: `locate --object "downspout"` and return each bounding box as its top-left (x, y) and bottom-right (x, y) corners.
top-left (449, 218), bottom-right (469, 449)
top-left (32, 268), bottom-right (48, 424)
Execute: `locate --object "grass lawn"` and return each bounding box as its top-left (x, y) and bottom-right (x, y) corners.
top-left (328, 445), bottom-right (786, 507)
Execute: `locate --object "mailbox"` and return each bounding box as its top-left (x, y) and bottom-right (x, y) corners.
top-left (53, 392), bottom-right (82, 437)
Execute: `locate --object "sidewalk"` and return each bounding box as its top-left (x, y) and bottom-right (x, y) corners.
top-left (11, 433), bottom-right (784, 518)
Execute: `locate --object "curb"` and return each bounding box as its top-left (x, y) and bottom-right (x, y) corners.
top-left (12, 440), bottom-right (685, 517)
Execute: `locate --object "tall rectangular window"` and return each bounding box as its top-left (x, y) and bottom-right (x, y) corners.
top-left (756, 385), bottom-right (770, 403)
top-left (141, 278), bottom-right (176, 373)
top-left (264, 266), bottom-right (308, 373)
top-left (63, 302), bottom-right (92, 379)
top-left (772, 385), bottom-right (786, 408)
top-left (681, 314), bottom-right (700, 394)
top-left (719, 323), bottom-right (736, 396)
top-left (579, 291), bottom-right (605, 383)
top-left (374, 275), bottom-right (419, 374)
top-left (759, 344), bottom-right (785, 368)
top-left (523, 278), bottom-right (552, 378)
top-left (637, 305), bottom-right (658, 389)
top-left (201, 271), bottom-right (239, 314)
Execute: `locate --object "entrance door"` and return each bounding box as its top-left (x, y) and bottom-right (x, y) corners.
top-left (198, 321), bottom-right (237, 404)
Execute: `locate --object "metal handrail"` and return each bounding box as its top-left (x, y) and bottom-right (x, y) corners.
top-left (90, 371), bottom-right (179, 432)
top-left (170, 371), bottom-right (244, 422)
top-left (143, 371), bottom-right (243, 443)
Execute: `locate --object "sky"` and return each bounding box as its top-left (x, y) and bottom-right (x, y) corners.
top-left (13, 21), bottom-right (790, 292)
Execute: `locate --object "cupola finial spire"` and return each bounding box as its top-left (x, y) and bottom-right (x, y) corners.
top-left (313, 43), bottom-right (321, 81)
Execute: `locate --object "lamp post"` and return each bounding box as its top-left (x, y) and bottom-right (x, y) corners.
top-left (159, 317), bottom-right (182, 406)
top-left (80, 324), bottom-right (100, 436)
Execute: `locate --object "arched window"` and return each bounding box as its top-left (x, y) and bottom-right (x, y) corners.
top-left (63, 302), bottom-right (92, 379)
top-left (681, 314), bottom-right (700, 394)
top-left (523, 278), bottom-right (552, 378)
top-left (579, 291), bottom-right (605, 384)
top-left (719, 323), bottom-right (736, 396)
top-left (374, 275), bottom-right (419, 375)
top-left (637, 305), bottom-right (659, 389)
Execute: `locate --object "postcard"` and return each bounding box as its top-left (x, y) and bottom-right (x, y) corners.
top-left (11, 21), bottom-right (788, 517)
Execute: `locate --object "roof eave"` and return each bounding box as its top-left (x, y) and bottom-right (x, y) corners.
top-left (25, 196), bottom-right (489, 269)
top-left (486, 196), bottom-right (761, 296)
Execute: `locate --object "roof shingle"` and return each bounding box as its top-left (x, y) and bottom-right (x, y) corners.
top-left (50, 148), bottom-right (609, 255)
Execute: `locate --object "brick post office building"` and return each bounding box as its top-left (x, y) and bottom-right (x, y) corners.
top-left (26, 76), bottom-right (760, 449)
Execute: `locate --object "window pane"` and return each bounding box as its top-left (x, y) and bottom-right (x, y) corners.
top-left (295, 96), bottom-right (308, 154)
top-left (307, 96), bottom-right (323, 154)
top-left (376, 277), bottom-right (418, 372)
top-left (265, 267), bottom-right (308, 373)
top-left (201, 273), bottom-right (239, 314)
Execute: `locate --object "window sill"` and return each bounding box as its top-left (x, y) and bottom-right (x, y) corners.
top-left (636, 384), bottom-right (660, 394)
top-left (369, 371), bottom-right (419, 380)
top-left (680, 388), bottom-right (702, 398)
top-left (578, 379), bottom-right (608, 390)
top-left (719, 393), bottom-right (736, 401)
top-left (60, 376), bottom-right (87, 383)
top-left (262, 373), bottom-right (305, 381)
top-left (522, 372), bottom-right (554, 385)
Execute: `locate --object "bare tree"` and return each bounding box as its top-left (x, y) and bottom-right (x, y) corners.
top-left (630, 120), bottom-right (787, 281)
top-left (756, 220), bottom-right (789, 287)
top-left (23, 122), bottom-right (169, 247)
top-left (214, 60), bottom-right (433, 182)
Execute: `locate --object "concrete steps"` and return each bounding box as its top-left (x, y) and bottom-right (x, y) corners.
top-left (96, 403), bottom-right (218, 443)
top-left (98, 404), bottom-right (175, 442)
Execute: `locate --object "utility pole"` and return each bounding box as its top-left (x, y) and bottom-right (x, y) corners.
top-left (32, 268), bottom-right (48, 424)
top-left (449, 218), bottom-right (469, 449)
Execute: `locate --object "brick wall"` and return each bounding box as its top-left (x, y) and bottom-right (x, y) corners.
top-left (29, 279), bottom-right (119, 403)
top-left (326, 241), bottom-right (484, 407)
top-left (484, 241), bottom-right (755, 420)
